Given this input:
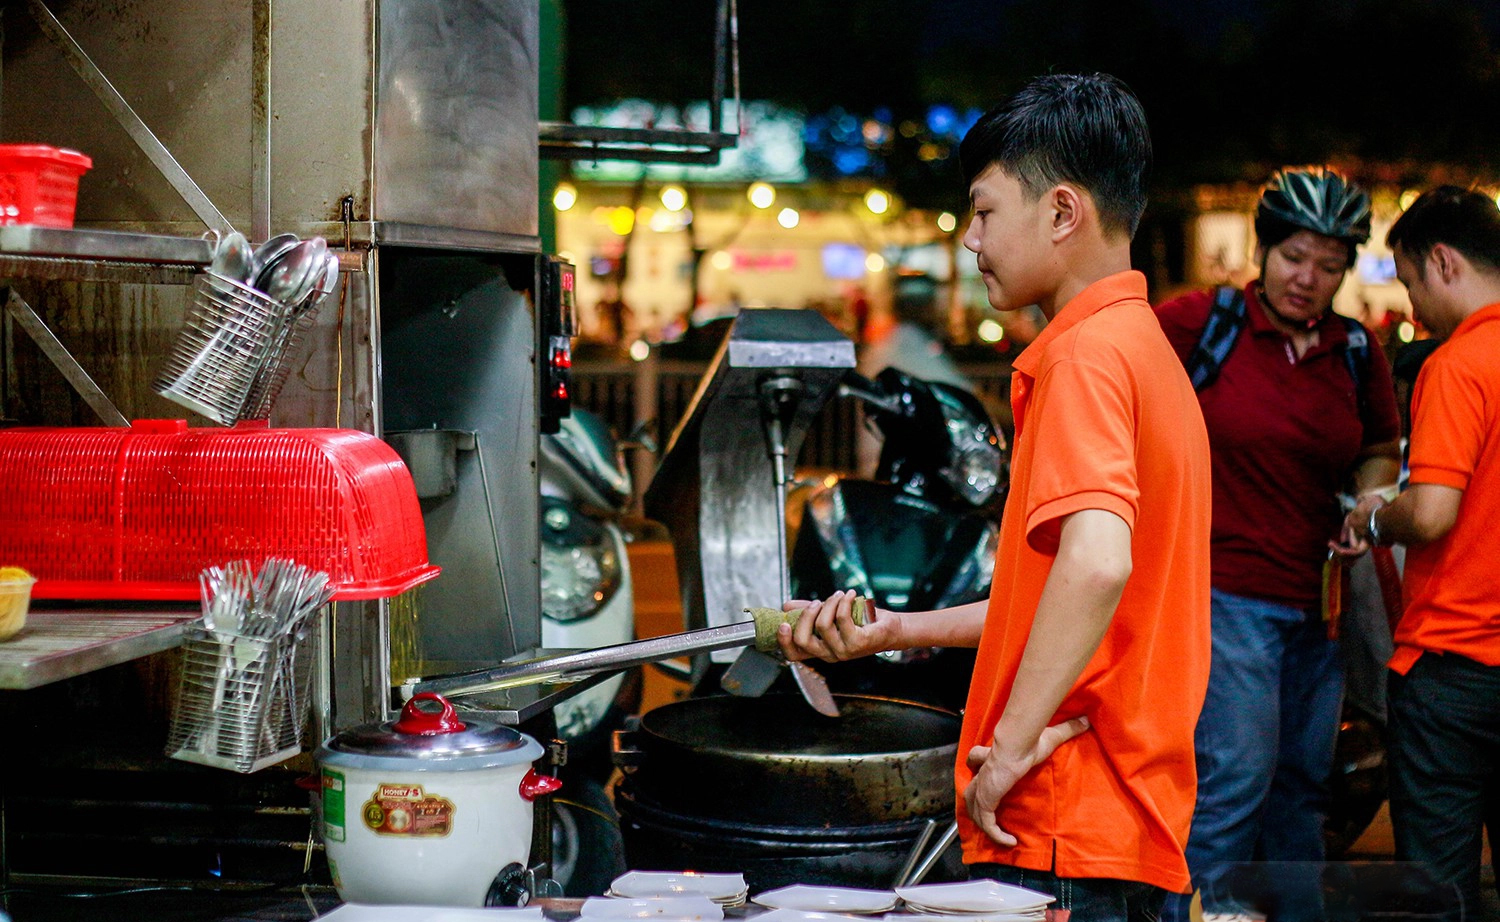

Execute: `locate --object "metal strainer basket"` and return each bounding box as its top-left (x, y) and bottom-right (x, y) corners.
top-left (154, 272), bottom-right (287, 426)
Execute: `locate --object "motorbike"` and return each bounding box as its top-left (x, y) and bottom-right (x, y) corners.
top-left (538, 408), bottom-right (641, 895)
top-left (788, 368), bottom-right (1006, 711)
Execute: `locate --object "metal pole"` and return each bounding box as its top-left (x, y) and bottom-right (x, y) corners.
top-left (251, 0), bottom-right (273, 241)
top-left (4, 290), bottom-right (129, 427)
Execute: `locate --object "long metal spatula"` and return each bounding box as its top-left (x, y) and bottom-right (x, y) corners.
top-left (403, 598), bottom-right (872, 702)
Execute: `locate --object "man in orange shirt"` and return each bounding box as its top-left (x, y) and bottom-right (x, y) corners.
top-left (1339, 187), bottom-right (1500, 918)
top-left (778, 73), bottom-right (1212, 921)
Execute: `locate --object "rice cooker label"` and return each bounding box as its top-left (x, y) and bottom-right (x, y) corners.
top-left (322, 770), bottom-right (346, 843)
top-left (361, 783), bottom-right (455, 837)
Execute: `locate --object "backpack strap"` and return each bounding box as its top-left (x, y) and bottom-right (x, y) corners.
top-left (1185, 285), bottom-right (1248, 391)
top-left (1337, 315), bottom-right (1369, 399)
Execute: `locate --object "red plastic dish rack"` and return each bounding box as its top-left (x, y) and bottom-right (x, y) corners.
top-left (0, 420), bottom-right (440, 601)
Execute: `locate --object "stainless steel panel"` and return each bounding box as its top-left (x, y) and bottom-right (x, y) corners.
top-left (378, 251), bottom-right (541, 671)
top-left (374, 0), bottom-right (539, 236)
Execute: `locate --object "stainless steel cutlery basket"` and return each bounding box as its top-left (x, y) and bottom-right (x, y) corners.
top-left (155, 233), bottom-right (339, 426)
top-left (166, 621), bottom-right (315, 773)
top-left (167, 558), bottom-right (334, 773)
top-left (154, 272), bottom-right (288, 426)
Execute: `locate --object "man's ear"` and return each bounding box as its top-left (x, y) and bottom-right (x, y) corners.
top-left (1049, 184), bottom-right (1085, 242)
top-left (1430, 243), bottom-right (1459, 284)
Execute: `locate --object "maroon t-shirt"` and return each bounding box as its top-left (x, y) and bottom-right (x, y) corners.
top-left (1154, 285), bottom-right (1400, 606)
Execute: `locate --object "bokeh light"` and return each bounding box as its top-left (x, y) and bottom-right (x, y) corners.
top-left (748, 182), bottom-right (776, 209)
top-left (660, 185), bottom-right (687, 212)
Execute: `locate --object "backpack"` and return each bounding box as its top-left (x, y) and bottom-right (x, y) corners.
top-left (1185, 285), bottom-right (1369, 399)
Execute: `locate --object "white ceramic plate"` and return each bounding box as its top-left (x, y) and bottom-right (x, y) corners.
top-left (895, 881), bottom-right (1054, 913)
top-left (580, 896), bottom-right (724, 921)
top-left (315, 907), bottom-right (546, 922)
top-left (755, 910), bottom-right (874, 922)
top-left (610, 871), bottom-right (749, 902)
top-left (895, 912), bottom-right (1046, 922)
top-left (900, 910), bottom-right (1047, 922)
top-left (753, 885), bottom-right (899, 915)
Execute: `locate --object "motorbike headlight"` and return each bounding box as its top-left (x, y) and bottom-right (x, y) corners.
top-left (940, 416), bottom-right (1003, 506)
top-left (540, 503), bottom-right (622, 623)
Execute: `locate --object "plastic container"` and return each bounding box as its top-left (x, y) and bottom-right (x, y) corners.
top-left (0, 567), bottom-right (36, 641)
top-left (0, 420), bottom-right (440, 601)
top-left (0, 145), bottom-right (93, 228)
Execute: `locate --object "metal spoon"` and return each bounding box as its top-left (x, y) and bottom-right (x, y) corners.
top-left (260, 238), bottom-right (328, 305)
top-left (250, 234), bottom-right (301, 291)
top-left (210, 231), bottom-right (255, 285)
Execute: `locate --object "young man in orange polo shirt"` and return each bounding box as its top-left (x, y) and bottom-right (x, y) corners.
top-left (1339, 186), bottom-right (1500, 918)
top-left (778, 73), bottom-right (1212, 920)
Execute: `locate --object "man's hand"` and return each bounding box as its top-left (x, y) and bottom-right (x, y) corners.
top-left (1332, 494), bottom-right (1385, 558)
top-left (963, 716), bottom-right (1091, 847)
top-left (776, 589), bottom-right (900, 663)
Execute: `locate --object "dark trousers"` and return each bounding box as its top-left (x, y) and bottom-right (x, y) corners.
top-left (1388, 651), bottom-right (1500, 921)
top-left (969, 863), bottom-right (1168, 922)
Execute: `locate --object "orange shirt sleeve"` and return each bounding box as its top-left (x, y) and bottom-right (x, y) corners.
top-left (1021, 352), bottom-right (1140, 554)
top-left (1408, 355), bottom-right (1484, 492)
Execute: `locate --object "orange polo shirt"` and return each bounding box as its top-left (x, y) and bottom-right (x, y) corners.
top-left (1389, 302), bottom-right (1500, 675)
top-left (957, 271), bottom-right (1212, 893)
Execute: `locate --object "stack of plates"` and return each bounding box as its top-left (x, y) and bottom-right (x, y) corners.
top-left (607, 871), bottom-right (749, 909)
top-left (895, 881), bottom-right (1054, 922)
top-left (752, 885), bottom-right (900, 915)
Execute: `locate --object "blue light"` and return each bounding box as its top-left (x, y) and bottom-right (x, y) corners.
top-left (834, 148), bottom-right (869, 175)
top-left (927, 105), bottom-right (958, 137)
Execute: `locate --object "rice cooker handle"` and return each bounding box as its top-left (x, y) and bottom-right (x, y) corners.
top-left (392, 691), bottom-right (467, 735)
top-left (520, 767), bottom-right (562, 802)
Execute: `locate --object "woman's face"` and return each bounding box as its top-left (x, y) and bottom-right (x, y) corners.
top-left (1259, 229), bottom-right (1351, 326)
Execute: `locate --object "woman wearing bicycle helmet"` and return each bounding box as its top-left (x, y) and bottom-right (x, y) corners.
top-left (1154, 167), bottom-right (1402, 912)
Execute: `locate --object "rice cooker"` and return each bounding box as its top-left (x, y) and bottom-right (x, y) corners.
top-left (314, 692), bottom-right (561, 907)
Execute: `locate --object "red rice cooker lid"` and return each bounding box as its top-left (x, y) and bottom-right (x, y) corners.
top-left (317, 693), bottom-right (541, 771)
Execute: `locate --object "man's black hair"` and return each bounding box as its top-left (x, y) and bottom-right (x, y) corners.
top-left (958, 73), bottom-right (1151, 238)
top-left (1387, 185), bottom-right (1500, 279)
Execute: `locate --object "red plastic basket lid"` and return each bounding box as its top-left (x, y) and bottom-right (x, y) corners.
top-left (0, 419), bottom-right (439, 601)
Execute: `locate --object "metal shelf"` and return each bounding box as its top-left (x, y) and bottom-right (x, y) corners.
top-left (0, 225), bottom-right (211, 285)
top-left (0, 607), bottom-right (199, 690)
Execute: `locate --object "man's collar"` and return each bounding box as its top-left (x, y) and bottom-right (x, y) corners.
top-left (1013, 271), bottom-right (1147, 377)
top-left (1451, 301), bottom-right (1500, 338)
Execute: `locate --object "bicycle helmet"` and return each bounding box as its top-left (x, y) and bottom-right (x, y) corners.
top-left (1256, 166), bottom-right (1372, 245)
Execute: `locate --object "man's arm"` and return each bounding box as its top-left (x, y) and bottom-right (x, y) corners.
top-left (776, 591), bottom-right (988, 662)
top-left (1341, 483), bottom-right (1464, 553)
top-left (964, 507), bottom-right (1130, 847)
top-left (1352, 440), bottom-right (1402, 495)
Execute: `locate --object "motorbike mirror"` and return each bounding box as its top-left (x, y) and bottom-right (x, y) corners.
top-left (838, 370), bottom-right (904, 416)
